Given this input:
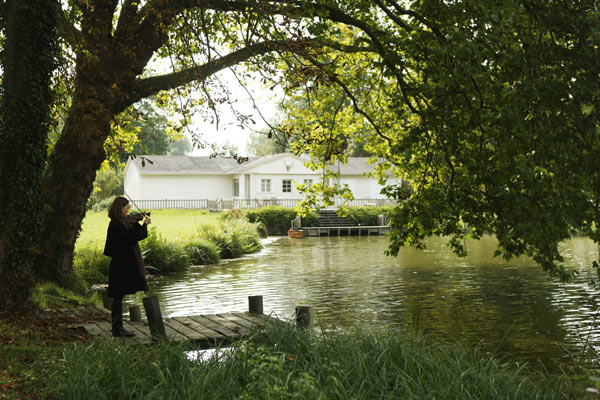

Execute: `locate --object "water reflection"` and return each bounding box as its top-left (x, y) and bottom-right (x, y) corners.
top-left (141, 235), bottom-right (600, 369)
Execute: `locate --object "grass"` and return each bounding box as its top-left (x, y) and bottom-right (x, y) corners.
top-left (74, 210), bottom-right (262, 282)
top-left (37, 321), bottom-right (584, 399)
top-left (76, 209), bottom-right (224, 251)
top-left (0, 283), bottom-right (99, 399)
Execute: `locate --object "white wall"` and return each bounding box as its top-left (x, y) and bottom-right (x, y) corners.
top-left (124, 164), bottom-right (141, 199)
top-left (340, 176), bottom-right (395, 199)
top-left (247, 174), bottom-right (321, 199)
top-left (137, 175), bottom-right (233, 199)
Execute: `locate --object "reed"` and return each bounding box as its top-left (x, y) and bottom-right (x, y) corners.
top-left (141, 228), bottom-right (190, 274)
top-left (73, 247), bottom-right (111, 284)
top-left (40, 322), bottom-right (578, 399)
top-left (184, 238), bottom-right (221, 265)
top-left (197, 220), bottom-right (262, 259)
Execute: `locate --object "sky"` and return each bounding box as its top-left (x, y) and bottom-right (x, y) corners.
top-left (185, 69), bottom-right (284, 157)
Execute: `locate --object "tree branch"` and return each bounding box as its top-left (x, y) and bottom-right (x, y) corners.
top-left (384, 0), bottom-right (446, 41)
top-left (114, 0), bottom-right (140, 42)
top-left (57, 8), bottom-right (83, 51)
top-left (124, 39), bottom-right (310, 111)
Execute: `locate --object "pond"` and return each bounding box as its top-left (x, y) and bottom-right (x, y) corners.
top-left (141, 235), bottom-right (600, 370)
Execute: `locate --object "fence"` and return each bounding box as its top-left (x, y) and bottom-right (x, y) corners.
top-left (133, 198), bottom-right (397, 210)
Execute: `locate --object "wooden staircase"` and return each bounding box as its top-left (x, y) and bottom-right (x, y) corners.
top-left (318, 209), bottom-right (356, 227)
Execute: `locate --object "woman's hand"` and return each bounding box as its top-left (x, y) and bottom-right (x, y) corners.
top-left (143, 216), bottom-right (151, 225)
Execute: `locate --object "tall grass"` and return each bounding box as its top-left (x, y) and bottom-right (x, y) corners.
top-left (141, 228), bottom-right (190, 274)
top-left (73, 247), bottom-right (111, 284)
top-left (197, 220), bottom-right (262, 259)
top-left (40, 322), bottom-right (578, 399)
top-left (184, 238), bottom-right (221, 265)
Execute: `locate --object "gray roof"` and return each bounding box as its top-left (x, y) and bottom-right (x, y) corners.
top-left (127, 155), bottom-right (255, 174)
top-left (335, 158), bottom-right (377, 175)
top-left (128, 154), bottom-right (379, 175)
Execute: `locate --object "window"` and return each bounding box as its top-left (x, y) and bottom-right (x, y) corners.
top-left (282, 179), bottom-right (292, 193)
top-left (303, 179), bottom-right (313, 186)
top-left (261, 179), bottom-right (271, 192)
top-left (233, 179), bottom-right (240, 197)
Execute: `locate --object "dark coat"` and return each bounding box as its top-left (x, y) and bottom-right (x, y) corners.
top-left (103, 217), bottom-right (149, 297)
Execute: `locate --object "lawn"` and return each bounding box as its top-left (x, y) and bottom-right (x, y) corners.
top-left (76, 209), bottom-right (225, 250)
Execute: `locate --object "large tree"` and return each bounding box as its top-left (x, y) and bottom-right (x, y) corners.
top-left (0, 0), bottom-right (598, 307)
top-left (0, 0), bottom-right (59, 307)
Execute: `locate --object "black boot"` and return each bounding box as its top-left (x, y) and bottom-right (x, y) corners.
top-left (111, 295), bottom-right (135, 337)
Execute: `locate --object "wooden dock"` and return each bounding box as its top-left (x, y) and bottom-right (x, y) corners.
top-left (299, 225), bottom-right (390, 237)
top-left (46, 295), bottom-right (287, 346)
top-left (79, 310), bottom-right (274, 345)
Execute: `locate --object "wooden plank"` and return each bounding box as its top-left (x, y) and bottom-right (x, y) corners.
top-left (240, 312), bottom-right (288, 329)
top-left (234, 312), bottom-right (268, 326)
top-left (202, 314), bottom-right (246, 335)
top-left (123, 321), bottom-right (153, 344)
top-left (176, 317), bottom-right (226, 340)
top-left (91, 321), bottom-right (147, 344)
top-left (81, 322), bottom-right (110, 339)
top-left (161, 319), bottom-right (190, 341)
top-left (218, 312), bottom-right (261, 330)
top-left (188, 315), bottom-right (239, 338)
top-left (167, 318), bottom-right (210, 341)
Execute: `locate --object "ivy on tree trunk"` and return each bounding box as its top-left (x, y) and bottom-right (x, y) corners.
top-left (0, 0), bottom-right (59, 308)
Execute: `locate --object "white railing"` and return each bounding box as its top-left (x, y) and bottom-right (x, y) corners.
top-left (291, 216), bottom-right (301, 230)
top-left (132, 198), bottom-right (397, 210)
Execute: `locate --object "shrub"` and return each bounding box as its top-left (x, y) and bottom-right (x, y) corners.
top-left (89, 196), bottom-right (116, 212)
top-left (198, 224), bottom-right (243, 259)
top-left (73, 247), bottom-right (111, 284)
top-left (346, 206), bottom-right (394, 226)
top-left (184, 239), bottom-right (220, 265)
top-left (246, 206), bottom-right (318, 235)
top-left (255, 221), bottom-right (268, 238)
top-left (197, 220), bottom-right (262, 259)
top-left (141, 228), bottom-right (190, 274)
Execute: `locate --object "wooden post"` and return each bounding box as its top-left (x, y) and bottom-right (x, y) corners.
top-left (102, 291), bottom-right (113, 310)
top-left (295, 306), bottom-right (313, 330)
top-left (142, 296), bottom-right (166, 338)
top-left (248, 295), bottom-right (263, 314)
top-left (129, 305), bottom-right (142, 322)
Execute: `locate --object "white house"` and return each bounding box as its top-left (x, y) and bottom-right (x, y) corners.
top-left (123, 153), bottom-right (398, 208)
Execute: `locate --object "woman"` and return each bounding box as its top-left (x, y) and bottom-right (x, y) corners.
top-left (103, 196), bottom-right (151, 337)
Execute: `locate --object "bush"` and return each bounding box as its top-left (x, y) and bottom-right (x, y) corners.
top-left (184, 239), bottom-right (220, 265)
top-left (346, 206), bottom-right (394, 226)
top-left (141, 228), bottom-right (190, 274)
top-left (255, 222), bottom-right (268, 238)
top-left (198, 224), bottom-right (243, 259)
top-left (246, 206), bottom-right (318, 235)
top-left (89, 196), bottom-right (116, 212)
top-left (73, 247), bottom-right (111, 284)
top-left (197, 220), bottom-right (262, 259)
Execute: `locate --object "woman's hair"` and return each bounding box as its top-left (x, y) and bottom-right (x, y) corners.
top-left (108, 196), bottom-right (129, 219)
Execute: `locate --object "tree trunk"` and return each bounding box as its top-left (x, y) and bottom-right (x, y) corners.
top-left (0, 0), bottom-right (58, 309)
top-left (36, 79), bottom-right (113, 283)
